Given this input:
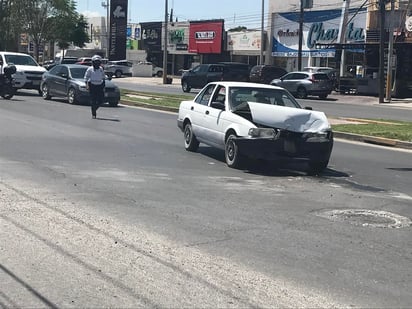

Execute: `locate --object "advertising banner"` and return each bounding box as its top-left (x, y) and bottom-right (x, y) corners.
top-left (109, 0), bottom-right (128, 60)
top-left (141, 22), bottom-right (162, 52)
top-left (272, 8), bottom-right (366, 57)
top-left (227, 31), bottom-right (263, 55)
top-left (188, 20), bottom-right (224, 54)
top-left (163, 22), bottom-right (192, 54)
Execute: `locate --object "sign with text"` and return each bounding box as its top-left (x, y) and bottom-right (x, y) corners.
top-left (109, 0), bottom-right (128, 60)
top-left (188, 20), bottom-right (224, 54)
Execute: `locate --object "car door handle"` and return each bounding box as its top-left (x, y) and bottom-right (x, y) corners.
top-left (191, 106), bottom-right (194, 110)
top-left (205, 110), bottom-right (209, 115)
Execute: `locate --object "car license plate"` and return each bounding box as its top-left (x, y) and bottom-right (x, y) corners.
top-left (284, 140), bottom-right (296, 153)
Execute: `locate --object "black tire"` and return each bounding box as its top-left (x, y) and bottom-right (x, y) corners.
top-left (1, 84), bottom-right (14, 100)
top-left (182, 80), bottom-right (191, 93)
top-left (41, 83), bottom-right (52, 100)
top-left (184, 123), bottom-right (199, 152)
top-left (67, 87), bottom-right (77, 104)
top-left (115, 70), bottom-right (122, 78)
top-left (308, 160), bottom-right (329, 175)
top-left (225, 133), bottom-right (242, 168)
top-left (296, 87), bottom-right (307, 99)
top-left (319, 94), bottom-right (328, 99)
top-left (109, 101), bottom-right (119, 107)
top-left (156, 71), bottom-right (163, 77)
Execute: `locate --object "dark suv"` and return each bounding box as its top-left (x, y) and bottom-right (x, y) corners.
top-left (218, 62), bottom-right (251, 82)
top-left (249, 65), bottom-right (287, 84)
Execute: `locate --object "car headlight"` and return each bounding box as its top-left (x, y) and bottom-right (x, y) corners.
top-left (79, 85), bottom-right (88, 92)
top-left (248, 128), bottom-right (278, 138)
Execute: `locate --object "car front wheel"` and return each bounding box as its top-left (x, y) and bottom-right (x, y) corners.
top-left (225, 133), bottom-right (243, 168)
top-left (308, 159), bottom-right (329, 175)
top-left (296, 87), bottom-right (307, 99)
top-left (41, 83), bottom-right (51, 100)
top-left (182, 81), bottom-right (191, 93)
top-left (184, 123), bottom-right (199, 151)
top-left (67, 88), bottom-right (77, 104)
top-left (115, 70), bottom-right (122, 78)
top-left (157, 71), bottom-right (163, 77)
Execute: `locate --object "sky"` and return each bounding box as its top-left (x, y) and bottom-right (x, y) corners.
top-left (75, 0), bottom-right (268, 30)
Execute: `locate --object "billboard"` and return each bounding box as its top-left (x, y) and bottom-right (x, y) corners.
top-left (109, 0), bottom-right (128, 60)
top-left (188, 20), bottom-right (224, 54)
top-left (141, 22), bottom-right (162, 52)
top-left (272, 8), bottom-right (366, 57)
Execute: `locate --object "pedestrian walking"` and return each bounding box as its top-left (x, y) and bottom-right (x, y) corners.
top-left (84, 55), bottom-right (106, 119)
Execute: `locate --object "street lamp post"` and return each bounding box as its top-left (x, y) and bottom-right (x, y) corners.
top-left (260, 0), bottom-right (264, 65)
top-left (163, 0), bottom-right (168, 84)
top-left (101, 1), bottom-right (110, 59)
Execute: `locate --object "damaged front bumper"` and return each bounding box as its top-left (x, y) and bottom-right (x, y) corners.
top-left (235, 130), bottom-right (334, 162)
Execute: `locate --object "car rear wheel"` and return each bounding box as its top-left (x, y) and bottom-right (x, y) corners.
top-left (109, 101), bottom-right (119, 107)
top-left (156, 71), bottom-right (163, 77)
top-left (67, 88), bottom-right (77, 104)
top-left (41, 83), bottom-right (52, 100)
top-left (184, 123), bottom-right (199, 151)
top-left (225, 133), bottom-right (243, 168)
top-left (182, 81), bottom-right (191, 93)
top-left (296, 87), bottom-right (307, 99)
top-left (115, 70), bottom-right (122, 78)
top-left (319, 94), bottom-right (328, 99)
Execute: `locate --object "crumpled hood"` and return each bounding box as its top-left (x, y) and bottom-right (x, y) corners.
top-left (247, 102), bottom-right (330, 133)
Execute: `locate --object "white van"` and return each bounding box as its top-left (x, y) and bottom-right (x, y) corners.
top-left (0, 52), bottom-right (47, 94)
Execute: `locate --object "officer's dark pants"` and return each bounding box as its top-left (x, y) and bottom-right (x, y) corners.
top-left (89, 83), bottom-right (104, 117)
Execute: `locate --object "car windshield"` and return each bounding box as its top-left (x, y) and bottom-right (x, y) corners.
top-left (229, 87), bottom-right (301, 110)
top-left (70, 67), bottom-right (87, 79)
top-left (4, 54), bottom-right (38, 66)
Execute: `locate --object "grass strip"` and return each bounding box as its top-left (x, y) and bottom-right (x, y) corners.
top-left (332, 120), bottom-right (412, 142)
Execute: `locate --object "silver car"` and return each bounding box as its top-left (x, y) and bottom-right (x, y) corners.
top-left (104, 60), bottom-right (133, 78)
top-left (271, 71), bottom-right (333, 99)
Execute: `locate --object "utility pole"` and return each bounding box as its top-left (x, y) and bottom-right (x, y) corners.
top-left (337, 0), bottom-right (350, 77)
top-left (378, 0), bottom-right (386, 103)
top-left (298, 0), bottom-right (304, 70)
top-left (385, 0), bottom-right (395, 102)
top-left (162, 0), bottom-right (168, 84)
top-left (260, 0), bottom-right (264, 65)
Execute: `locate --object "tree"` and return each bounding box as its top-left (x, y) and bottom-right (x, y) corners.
top-left (3, 0), bottom-right (89, 60)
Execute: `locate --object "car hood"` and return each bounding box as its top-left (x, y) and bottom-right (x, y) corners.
top-left (14, 65), bottom-right (46, 72)
top-left (247, 102), bottom-right (330, 133)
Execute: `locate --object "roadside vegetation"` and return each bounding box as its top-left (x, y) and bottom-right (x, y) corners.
top-left (120, 90), bottom-right (412, 143)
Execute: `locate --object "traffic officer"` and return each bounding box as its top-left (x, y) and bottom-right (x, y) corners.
top-left (84, 55), bottom-right (106, 119)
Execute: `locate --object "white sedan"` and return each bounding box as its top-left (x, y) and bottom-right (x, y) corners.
top-left (177, 82), bottom-right (334, 174)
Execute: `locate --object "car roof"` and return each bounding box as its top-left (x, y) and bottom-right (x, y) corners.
top-left (55, 64), bottom-right (88, 69)
top-left (208, 81), bottom-right (286, 90)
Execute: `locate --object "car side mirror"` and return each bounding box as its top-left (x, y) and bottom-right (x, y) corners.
top-left (210, 101), bottom-right (225, 110)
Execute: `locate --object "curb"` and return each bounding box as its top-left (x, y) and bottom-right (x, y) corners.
top-left (120, 100), bottom-right (412, 150)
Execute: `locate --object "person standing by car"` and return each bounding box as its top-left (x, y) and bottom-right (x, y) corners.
top-left (84, 55), bottom-right (105, 119)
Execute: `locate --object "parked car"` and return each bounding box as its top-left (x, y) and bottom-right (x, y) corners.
top-left (303, 66), bottom-right (338, 90)
top-left (177, 81), bottom-right (333, 174)
top-left (181, 64), bottom-right (225, 92)
top-left (270, 71), bottom-right (333, 99)
top-left (249, 65), bottom-right (288, 84)
top-left (137, 61), bottom-right (163, 77)
top-left (181, 62), bottom-right (251, 92)
top-left (40, 64), bottom-right (120, 106)
top-left (218, 62), bottom-right (251, 82)
top-left (43, 57), bottom-right (79, 70)
top-left (76, 57), bottom-right (92, 66)
top-left (0, 51), bottom-right (46, 94)
top-left (104, 60), bottom-right (133, 78)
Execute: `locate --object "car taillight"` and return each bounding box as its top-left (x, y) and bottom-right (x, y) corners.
top-left (309, 77), bottom-right (318, 83)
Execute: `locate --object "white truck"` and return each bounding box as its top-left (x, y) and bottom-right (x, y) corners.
top-left (0, 52), bottom-right (46, 94)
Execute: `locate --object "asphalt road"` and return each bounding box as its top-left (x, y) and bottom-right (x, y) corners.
top-left (0, 92), bottom-right (411, 307)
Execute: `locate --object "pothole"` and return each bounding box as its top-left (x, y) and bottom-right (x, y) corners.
top-left (315, 209), bottom-right (412, 228)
